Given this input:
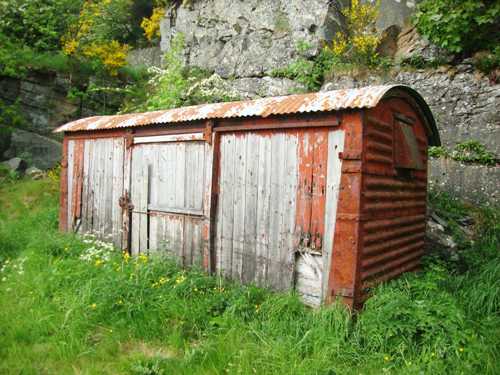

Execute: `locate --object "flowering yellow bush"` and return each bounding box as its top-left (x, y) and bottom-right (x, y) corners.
top-left (62, 0), bottom-right (132, 74)
top-left (329, 0), bottom-right (381, 66)
top-left (141, 7), bottom-right (165, 42)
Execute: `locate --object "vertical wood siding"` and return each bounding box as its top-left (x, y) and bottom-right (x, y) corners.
top-left (295, 130), bottom-right (345, 306)
top-left (215, 131), bottom-right (299, 290)
top-left (130, 141), bottom-right (207, 267)
top-left (78, 138), bottom-right (125, 247)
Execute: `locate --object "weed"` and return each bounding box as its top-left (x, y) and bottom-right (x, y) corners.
top-left (0, 178), bottom-right (498, 374)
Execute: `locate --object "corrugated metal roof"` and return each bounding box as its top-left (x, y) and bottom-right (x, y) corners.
top-left (54, 85), bottom-right (439, 145)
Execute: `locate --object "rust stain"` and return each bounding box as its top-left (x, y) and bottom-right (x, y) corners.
top-left (55, 85), bottom-right (406, 133)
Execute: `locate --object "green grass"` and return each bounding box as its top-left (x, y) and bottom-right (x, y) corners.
top-left (0, 178), bottom-right (499, 374)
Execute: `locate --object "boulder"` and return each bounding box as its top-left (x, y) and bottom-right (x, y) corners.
top-left (231, 77), bottom-right (306, 99)
top-left (4, 129), bottom-right (62, 170)
top-left (26, 166), bottom-right (46, 180)
top-left (160, 0), bottom-right (346, 78)
top-left (1, 157), bottom-right (27, 173)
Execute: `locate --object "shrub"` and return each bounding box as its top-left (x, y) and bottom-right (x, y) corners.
top-left (62, 0), bottom-right (135, 74)
top-left (0, 0), bottom-right (83, 52)
top-left (428, 141), bottom-right (497, 166)
top-left (329, 0), bottom-right (382, 67)
top-left (414, 0), bottom-right (500, 55)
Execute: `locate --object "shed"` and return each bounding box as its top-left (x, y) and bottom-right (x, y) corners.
top-left (55, 85), bottom-right (440, 308)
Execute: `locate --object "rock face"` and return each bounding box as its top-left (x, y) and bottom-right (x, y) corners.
top-left (160, 0), bottom-right (346, 78)
top-left (127, 47), bottom-right (163, 68)
top-left (322, 65), bottom-right (500, 155)
top-left (0, 72), bottom-right (79, 137)
top-left (429, 158), bottom-right (499, 205)
top-left (4, 129), bottom-right (62, 170)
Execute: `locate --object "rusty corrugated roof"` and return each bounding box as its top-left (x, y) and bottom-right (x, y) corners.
top-left (54, 85), bottom-right (440, 145)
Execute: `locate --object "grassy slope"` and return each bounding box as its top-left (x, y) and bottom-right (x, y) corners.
top-left (0, 178), bottom-right (498, 375)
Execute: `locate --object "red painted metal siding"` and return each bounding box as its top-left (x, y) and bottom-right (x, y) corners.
top-left (357, 96), bottom-right (429, 306)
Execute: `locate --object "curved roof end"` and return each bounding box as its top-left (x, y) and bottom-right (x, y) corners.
top-left (382, 85), bottom-right (441, 146)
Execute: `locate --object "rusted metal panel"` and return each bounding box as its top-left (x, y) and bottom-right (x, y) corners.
top-left (54, 86), bottom-right (440, 147)
top-left (326, 112), bottom-right (365, 308)
top-left (355, 97), bottom-right (430, 306)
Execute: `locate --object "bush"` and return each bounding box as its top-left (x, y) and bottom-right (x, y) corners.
top-left (414, 0), bottom-right (500, 55)
top-left (0, 0), bottom-right (83, 52)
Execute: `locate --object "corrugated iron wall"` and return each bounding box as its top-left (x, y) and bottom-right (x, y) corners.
top-left (358, 97), bottom-right (429, 304)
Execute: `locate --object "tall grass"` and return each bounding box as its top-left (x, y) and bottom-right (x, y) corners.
top-left (0, 179), bottom-right (498, 374)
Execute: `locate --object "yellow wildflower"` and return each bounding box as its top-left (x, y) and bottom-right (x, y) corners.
top-left (90, 303), bottom-right (97, 310)
top-left (141, 7), bottom-right (165, 41)
top-left (94, 259), bottom-right (103, 267)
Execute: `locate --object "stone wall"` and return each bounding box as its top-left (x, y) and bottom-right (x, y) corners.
top-left (321, 64), bottom-right (500, 155)
top-left (0, 72), bottom-right (80, 138)
top-left (160, 0), bottom-right (346, 78)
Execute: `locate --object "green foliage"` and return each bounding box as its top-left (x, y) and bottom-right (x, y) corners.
top-left (474, 46), bottom-right (500, 74)
top-left (414, 0), bottom-right (500, 54)
top-left (0, 178), bottom-right (499, 374)
top-left (122, 34), bottom-right (240, 113)
top-left (271, 42), bottom-right (336, 91)
top-left (0, 0), bottom-right (83, 52)
top-left (428, 141), bottom-right (497, 166)
top-left (0, 99), bottom-right (27, 158)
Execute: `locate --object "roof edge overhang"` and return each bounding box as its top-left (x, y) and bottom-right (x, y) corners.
top-left (54, 85), bottom-right (440, 146)
top-left (380, 85), bottom-right (440, 146)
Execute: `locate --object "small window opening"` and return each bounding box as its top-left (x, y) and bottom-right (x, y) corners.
top-left (393, 113), bottom-right (424, 171)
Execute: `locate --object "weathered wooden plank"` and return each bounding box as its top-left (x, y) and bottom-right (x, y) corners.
top-left (122, 133), bottom-right (133, 251)
top-left (231, 134), bottom-right (247, 281)
top-left (321, 130), bottom-right (345, 300)
top-left (80, 140), bottom-right (90, 234)
top-left (280, 131), bottom-right (299, 288)
top-left (92, 139), bottom-right (102, 235)
top-left (84, 139), bottom-right (94, 234)
top-left (104, 139), bottom-right (114, 238)
top-left (139, 147), bottom-right (150, 253)
top-left (174, 142), bottom-right (186, 209)
top-left (268, 132), bottom-right (285, 288)
top-left (296, 252), bottom-right (323, 306)
top-left (59, 138), bottom-right (69, 232)
top-left (311, 130), bottom-right (329, 252)
top-left (241, 133), bottom-right (259, 284)
top-left (67, 140), bottom-right (75, 230)
top-left (255, 134), bottom-right (272, 285)
top-left (134, 133), bottom-right (204, 144)
top-left (220, 134), bottom-right (235, 277)
top-left (131, 146), bottom-right (143, 255)
top-left (111, 138), bottom-right (124, 247)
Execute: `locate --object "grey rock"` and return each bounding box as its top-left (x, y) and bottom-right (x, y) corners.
top-left (376, 0), bottom-right (423, 31)
top-left (2, 157), bottom-right (27, 173)
top-left (231, 77), bottom-right (306, 99)
top-left (4, 129), bottom-right (62, 170)
top-left (395, 26), bottom-right (453, 64)
top-left (127, 47), bottom-right (163, 68)
top-left (426, 219), bottom-right (457, 250)
top-left (376, 25), bottom-right (401, 58)
top-left (321, 68), bottom-right (500, 155)
top-left (26, 166), bottom-right (46, 180)
top-left (160, 0), bottom-right (346, 78)
top-left (429, 158), bottom-right (499, 205)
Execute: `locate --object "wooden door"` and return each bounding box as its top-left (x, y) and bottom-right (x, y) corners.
top-left (214, 129), bottom-right (331, 290)
top-left (129, 134), bottom-right (209, 266)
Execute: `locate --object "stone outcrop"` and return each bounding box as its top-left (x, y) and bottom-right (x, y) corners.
top-left (322, 64), bottom-right (500, 155)
top-left (429, 158), bottom-right (499, 205)
top-left (4, 129), bottom-right (62, 170)
top-left (0, 72), bottom-right (79, 137)
top-left (160, 0), bottom-right (346, 78)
